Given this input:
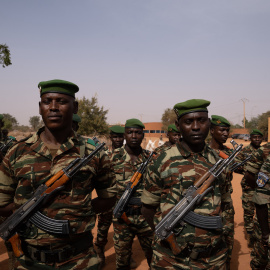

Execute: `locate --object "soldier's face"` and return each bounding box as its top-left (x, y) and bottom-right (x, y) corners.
top-left (110, 133), bottom-right (124, 149)
top-left (210, 125), bottom-right (230, 144)
top-left (39, 93), bottom-right (78, 131)
top-left (124, 127), bottom-right (144, 148)
top-left (176, 112), bottom-right (210, 146)
top-left (167, 131), bottom-right (181, 144)
top-left (250, 134), bottom-right (263, 148)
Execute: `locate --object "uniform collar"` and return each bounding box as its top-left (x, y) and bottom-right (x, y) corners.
top-left (177, 141), bottom-right (210, 159)
top-left (25, 127), bottom-right (80, 158)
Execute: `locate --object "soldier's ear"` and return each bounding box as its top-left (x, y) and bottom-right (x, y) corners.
top-left (39, 102), bottom-right (41, 115)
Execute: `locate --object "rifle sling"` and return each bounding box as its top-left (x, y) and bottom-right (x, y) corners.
top-left (183, 211), bottom-right (223, 230)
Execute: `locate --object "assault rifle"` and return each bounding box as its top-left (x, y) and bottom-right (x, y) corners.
top-left (0, 136), bottom-right (16, 153)
top-left (0, 137), bottom-right (105, 257)
top-left (113, 151), bottom-right (155, 223)
top-left (155, 140), bottom-right (243, 255)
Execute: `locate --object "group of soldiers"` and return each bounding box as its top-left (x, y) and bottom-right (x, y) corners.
top-left (0, 79), bottom-right (269, 270)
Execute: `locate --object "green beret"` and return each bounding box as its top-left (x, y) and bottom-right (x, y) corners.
top-left (125, 118), bottom-right (145, 129)
top-left (38, 79), bottom-right (79, 97)
top-left (173, 99), bottom-right (210, 119)
top-left (72, 114), bottom-right (81, 123)
top-left (211, 115), bottom-right (231, 127)
top-left (0, 114), bottom-right (3, 120)
top-left (250, 129), bottom-right (263, 136)
top-left (110, 125), bottom-right (125, 134)
top-left (168, 124), bottom-right (179, 133)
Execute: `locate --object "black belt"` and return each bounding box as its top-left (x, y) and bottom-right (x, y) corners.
top-left (22, 232), bottom-right (93, 264)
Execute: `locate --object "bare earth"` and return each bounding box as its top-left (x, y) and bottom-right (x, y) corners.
top-left (0, 140), bottom-right (255, 269)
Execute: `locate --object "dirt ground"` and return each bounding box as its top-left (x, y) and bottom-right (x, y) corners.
top-left (0, 139), bottom-right (260, 269)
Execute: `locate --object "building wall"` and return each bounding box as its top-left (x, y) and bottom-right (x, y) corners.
top-left (143, 122), bottom-right (165, 138)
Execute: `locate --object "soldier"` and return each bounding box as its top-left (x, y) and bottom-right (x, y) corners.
top-left (112, 119), bottom-right (153, 269)
top-left (155, 124), bottom-right (181, 153)
top-left (245, 142), bottom-right (270, 269)
top-left (240, 129), bottom-right (263, 248)
top-left (72, 113), bottom-right (81, 132)
top-left (208, 115), bottom-right (234, 268)
top-left (0, 79), bottom-right (116, 270)
top-left (141, 99), bottom-right (230, 269)
top-left (94, 125), bottom-right (126, 267)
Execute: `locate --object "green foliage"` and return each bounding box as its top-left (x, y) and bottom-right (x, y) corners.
top-left (29, 116), bottom-right (42, 131)
top-left (257, 111), bottom-right (270, 137)
top-left (77, 95), bottom-right (109, 136)
top-left (2, 113), bottom-right (18, 130)
top-left (161, 108), bottom-right (177, 131)
top-left (0, 44), bottom-right (12, 68)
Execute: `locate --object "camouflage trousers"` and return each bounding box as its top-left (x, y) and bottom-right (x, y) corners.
top-left (250, 204), bottom-right (270, 270)
top-left (15, 244), bottom-right (100, 269)
top-left (113, 213), bottom-right (154, 270)
top-left (222, 204), bottom-right (235, 267)
top-left (151, 238), bottom-right (228, 270)
top-left (241, 184), bottom-right (255, 234)
top-left (95, 209), bottom-right (113, 249)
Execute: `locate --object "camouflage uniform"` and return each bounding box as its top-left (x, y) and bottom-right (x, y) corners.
top-left (141, 142), bottom-right (229, 270)
top-left (154, 141), bottom-right (171, 154)
top-left (0, 135), bottom-right (17, 270)
top-left (213, 146), bottom-right (235, 267)
top-left (246, 142), bottom-right (270, 269)
top-left (112, 146), bottom-right (154, 269)
top-left (240, 144), bottom-right (257, 237)
top-left (0, 128), bottom-right (116, 270)
top-left (95, 151), bottom-right (113, 254)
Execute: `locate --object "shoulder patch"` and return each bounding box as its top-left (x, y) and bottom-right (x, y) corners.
top-left (87, 138), bottom-right (96, 146)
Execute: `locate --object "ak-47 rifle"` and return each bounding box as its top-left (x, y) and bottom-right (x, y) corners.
top-left (113, 151), bottom-right (155, 223)
top-left (0, 136), bottom-right (16, 153)
top-left (155, 140), bottom-right (243, 255)
top-left (0, 137), bottom-right (105, 257)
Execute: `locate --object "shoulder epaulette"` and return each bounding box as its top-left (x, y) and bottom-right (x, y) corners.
top-left (87, 138), bottom-right (96, 146)
top-left (17, 134), bottom-right (33, 143)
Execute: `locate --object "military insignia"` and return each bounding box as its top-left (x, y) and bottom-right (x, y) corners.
top-left (87, 138), bottom-right (96, 146)
top-left (168, 128), bottom-right (172, 131)
top-left (256, 172), bottom-right (269, 187)
top-left (216, 120), bottom-right (221, 124)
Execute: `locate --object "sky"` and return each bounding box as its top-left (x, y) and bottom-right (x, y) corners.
top-left (1, 0), bottom-right (270, 127)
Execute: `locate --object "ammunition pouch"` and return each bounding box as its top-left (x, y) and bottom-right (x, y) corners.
top-left (22, 232), bottom-right (93, 264)
top-left (181, 240), bottom-right (226, 260)
top-left (124, 197), bottom-right (142, 216)
top-left (128, 197), bottom-right (142, 206)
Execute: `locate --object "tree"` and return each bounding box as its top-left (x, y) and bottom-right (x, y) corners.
top-left (77, 95), bottom-right (109, 136)
top-left (0, 44), bottom-right (12, 68)
top-left (2, 113), bottom-right (18, 130)
top-left (161, 108), bottom-right (177, 131)
top-left (257, 111), bottom-right (270, 138)
top-left (29, 116), bottom-right (42, 131)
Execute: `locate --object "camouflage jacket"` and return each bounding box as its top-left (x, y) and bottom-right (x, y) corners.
top-left (246, 142), bottom-right (270, 205)
top-left (141, 142), bottom-right (229, 250)
top-left (0, 127), bottom-right (116, 246)
top-left (111, 146), bottom-right (150, 201)
top-left (154, 141), bottom-right (172, 154)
